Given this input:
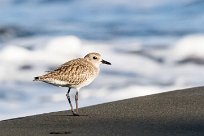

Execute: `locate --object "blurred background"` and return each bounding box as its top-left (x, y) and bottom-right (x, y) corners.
top-left (0, 0), bottom-right (204, 120)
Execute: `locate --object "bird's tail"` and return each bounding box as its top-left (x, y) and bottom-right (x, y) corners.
top-left (33, 76), bottom-right (40, 81)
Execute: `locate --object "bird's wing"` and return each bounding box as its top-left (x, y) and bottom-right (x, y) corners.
top-left (39, 59), bottom-right (96, 85)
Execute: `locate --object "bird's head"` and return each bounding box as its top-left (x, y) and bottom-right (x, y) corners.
top-left (84, 52), bottom-right (111, 67)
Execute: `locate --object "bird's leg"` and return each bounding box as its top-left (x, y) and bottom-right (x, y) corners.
top-left (66, 88), bottom-right (75, 115)
top-left (75, 91), bottom-right (79, 115)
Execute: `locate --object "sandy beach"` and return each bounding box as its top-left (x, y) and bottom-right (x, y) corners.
top-left (0, 86), bottom-right (203, 136)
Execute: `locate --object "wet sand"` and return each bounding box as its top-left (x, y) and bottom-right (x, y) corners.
top-left (0, 87), bottom-right (204, 136)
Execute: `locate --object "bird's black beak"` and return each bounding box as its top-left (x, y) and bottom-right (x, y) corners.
top-left (101, 59), bottom-right (111, 65)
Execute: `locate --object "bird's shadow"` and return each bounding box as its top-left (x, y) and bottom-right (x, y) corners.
top-left (51, 114), bottom-right (88, 117)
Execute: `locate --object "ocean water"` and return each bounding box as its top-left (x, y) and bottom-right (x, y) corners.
top-left (0, 0), bottom-right (204, 120)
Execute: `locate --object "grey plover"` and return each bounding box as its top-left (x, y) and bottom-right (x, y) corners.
top-left (34, 52), bottom-right (111, 115)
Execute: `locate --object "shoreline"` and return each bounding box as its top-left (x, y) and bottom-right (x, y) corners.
top-left (0, 86), bottom-right (204, 136)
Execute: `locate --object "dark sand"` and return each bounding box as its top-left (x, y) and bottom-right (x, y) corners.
top-left (0, 87), bottom-right (204, 136)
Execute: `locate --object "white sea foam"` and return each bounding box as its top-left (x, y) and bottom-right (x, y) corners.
top-left (172, 35), bottom-right (204, 60)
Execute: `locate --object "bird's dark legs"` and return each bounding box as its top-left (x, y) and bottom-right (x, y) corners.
top-left (66, 88), bottom-right (74, 115)
top-left (66, 88), bottom-right (79, 116)
top-left (75, 91), bottom-right (79, 114)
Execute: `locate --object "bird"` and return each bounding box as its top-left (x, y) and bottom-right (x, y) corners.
top-left (34, 52), bottom-right (111, 116)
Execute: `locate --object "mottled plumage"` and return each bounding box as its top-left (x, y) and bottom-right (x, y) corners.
top-left (36, 58), bottom-right (98, 88)
top-left (34, 52), bottom-right (111, 115)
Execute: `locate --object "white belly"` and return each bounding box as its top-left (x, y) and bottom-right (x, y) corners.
top-left (73, 76), bottom-right (96, 90)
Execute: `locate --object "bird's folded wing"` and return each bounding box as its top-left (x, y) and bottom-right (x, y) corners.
top-left (39, 59), bottom-right (96, 85)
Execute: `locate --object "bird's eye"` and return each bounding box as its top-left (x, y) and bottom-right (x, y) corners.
top-left (93, 56), bottom-right (97, 60)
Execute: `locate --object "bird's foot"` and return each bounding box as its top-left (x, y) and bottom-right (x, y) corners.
top-left (72, 112), bottom-right (79, 116)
